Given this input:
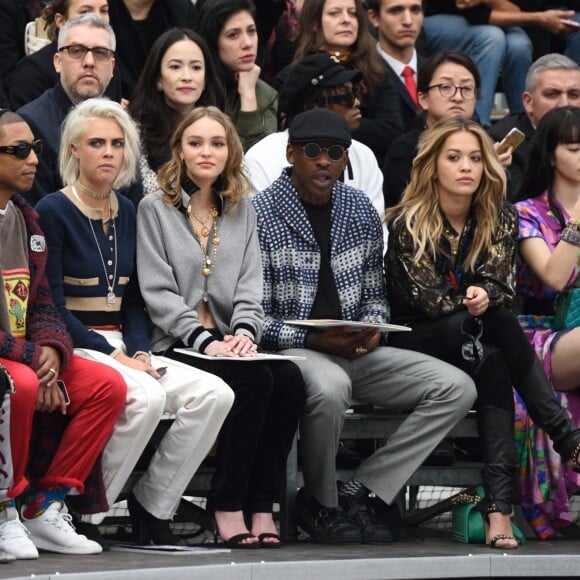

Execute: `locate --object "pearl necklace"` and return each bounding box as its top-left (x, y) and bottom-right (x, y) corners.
top-left (72, 185), bottom-right (118, 304)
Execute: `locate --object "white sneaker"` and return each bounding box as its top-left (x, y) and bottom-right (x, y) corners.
top-left (0, 507), bottom-right (38, 559)
top-left (22, 502), bottom-right (102, 555)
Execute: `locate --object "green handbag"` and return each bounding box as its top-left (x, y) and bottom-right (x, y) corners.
top-left (451, 486), bottom-right (526, 544)
top-left (554, 286), bottom-right (580, 330)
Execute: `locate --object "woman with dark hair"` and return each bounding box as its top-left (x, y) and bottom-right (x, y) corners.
top-left (9, 0), bottom-right (123, 109)
top-left (385, 117), bottom-right (580, 549)
top-left (129, 28), bottom-right (225, 196)
top-left (382, 51), bottom-right (512, 208)
top-left (196, 0), bottom-right (278, 151)
top-left (287, 0), bottom-right (401, 161)
top-left (515, 105), bottom-right (580, 538)
top-left (137, 106), bottom-right (304, 548)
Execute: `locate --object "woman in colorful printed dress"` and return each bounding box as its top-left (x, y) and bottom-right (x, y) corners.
top-left (515, 105), bottom-right (580, 538)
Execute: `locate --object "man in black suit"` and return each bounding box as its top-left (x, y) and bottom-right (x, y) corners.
top-left (367, 0), bottom-right (425, 133)
top-left (489, 53), bottom-right (580, 201)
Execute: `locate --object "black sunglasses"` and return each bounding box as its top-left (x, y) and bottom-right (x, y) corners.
top-left (315, 84), bottom-right (362, 109)
top-left (460, 316), bottom-right (483, 362)
top-left (296, 143), bottom-right (347, 161)
top-left (0, 139), bottom-right (43, 160)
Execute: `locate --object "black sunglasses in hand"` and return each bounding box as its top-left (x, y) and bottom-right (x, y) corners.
top-left (460, 316), bottom-right (484, 362)
top-left (0, 139), bottom-right (43, 160)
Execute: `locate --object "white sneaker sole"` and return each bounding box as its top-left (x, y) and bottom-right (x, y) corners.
top-left (29, 536), bottom-right (102, 555)
top-left (0, 542), bottom-right (38, 560)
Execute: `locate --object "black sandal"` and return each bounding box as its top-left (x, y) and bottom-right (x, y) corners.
top-left (222, 533), bottom-right (260, 549)
top-left (257, 532), bottom-right (282, 548)
top-left (484, 505), bottom-right (519, 550)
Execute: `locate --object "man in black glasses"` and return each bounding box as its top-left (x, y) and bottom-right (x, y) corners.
top-left (17, 14), bottom-right (117, 206)
top-left (253, 108), bottom-right (477, 545)
top-left (245, 53), bottom-right (386, 251)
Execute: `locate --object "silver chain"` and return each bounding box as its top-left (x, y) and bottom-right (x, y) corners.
top-left (72, 185), bottom-right (118, 305)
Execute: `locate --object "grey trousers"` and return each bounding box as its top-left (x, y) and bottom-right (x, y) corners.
top-left (281, 346), bottom-right (477, 507)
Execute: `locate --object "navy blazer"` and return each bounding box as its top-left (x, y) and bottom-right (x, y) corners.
top-left (18, 82), bottom-right (73, 206)
top-left (10, 41), bottom-right (123, 110)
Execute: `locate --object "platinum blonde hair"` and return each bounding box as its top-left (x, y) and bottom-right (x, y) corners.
top-left (59, 98), bottom-right (140, 189)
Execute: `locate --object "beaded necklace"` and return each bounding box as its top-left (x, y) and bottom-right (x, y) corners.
top-left (187, 203), bottom-right (220, 277)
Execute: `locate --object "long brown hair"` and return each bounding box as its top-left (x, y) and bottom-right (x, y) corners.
top-left (293, 0), bottom-right (384, 89)
top-left (157, 106), bottom-right (248, 212)
top-left (387, 118), bottom-right (506, 272)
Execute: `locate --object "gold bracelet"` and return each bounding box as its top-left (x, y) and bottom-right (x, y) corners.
top-left (132, 350), bottom-right (150, 360)
top-left (110, 348), bottom-right (122, 359)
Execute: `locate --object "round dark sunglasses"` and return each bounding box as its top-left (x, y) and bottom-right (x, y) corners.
top-left (296, 143), bottom-right (347, 161)
top-left (0, 139), bottom-right (43, 160)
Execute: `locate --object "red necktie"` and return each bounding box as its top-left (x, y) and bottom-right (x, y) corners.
top-left (401, 66), bottom-right (417, 106)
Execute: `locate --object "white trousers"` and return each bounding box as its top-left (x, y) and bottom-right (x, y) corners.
top-left (77, 331), bottom-right (234, 521)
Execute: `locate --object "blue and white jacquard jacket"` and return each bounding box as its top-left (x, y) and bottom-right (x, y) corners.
top-left (252, 167), bottom-right (389, 352)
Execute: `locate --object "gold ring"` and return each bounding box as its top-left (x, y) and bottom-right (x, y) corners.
top-left (355, 346), bottom-right (368, 356)
top-left (48, 368), bottom-right (56, 376)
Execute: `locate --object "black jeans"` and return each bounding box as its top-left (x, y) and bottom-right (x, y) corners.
top-left (166, 350), bottom-right (305, 513)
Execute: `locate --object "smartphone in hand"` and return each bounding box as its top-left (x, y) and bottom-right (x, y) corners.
top-left (56, 380), bottom-right (70, 406)
top-left (496, 127), bottom-right (526, 155)
top-left (561, 18), bottom-right (580, 29)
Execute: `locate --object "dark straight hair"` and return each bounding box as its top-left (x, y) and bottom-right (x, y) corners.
top-left (417, 51), bottom-right (481, 95)
top-left (516, 106), bottom-right (580, 227)
top-left (196, 0), bottom-right (257, 90)
top-left (129, 28), bottom-right (226, 172)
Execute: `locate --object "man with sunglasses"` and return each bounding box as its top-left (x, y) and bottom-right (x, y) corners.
top-left (253, 108), bottom-right (477, 545)
top-left (0, 110), bottom-right (126, 559)
top-left (245, 53), bottom-right (386, 250)
top-left (17, 14), bottom-right (117, 206)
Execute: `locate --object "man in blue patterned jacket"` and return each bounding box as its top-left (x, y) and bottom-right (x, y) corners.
top-left (253, 108), bottom-right (476, 545)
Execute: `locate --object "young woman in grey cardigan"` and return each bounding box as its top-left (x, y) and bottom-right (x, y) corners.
top-left (136, 106), bottom-right (304, 549)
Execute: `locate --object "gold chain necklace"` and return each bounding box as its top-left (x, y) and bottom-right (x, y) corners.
top-left (188, 205), bottom-right (217, 238)
top-left (76, 180), bottom-right (112, 200)
top-left (187, 204), bottom-right (220, 277)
